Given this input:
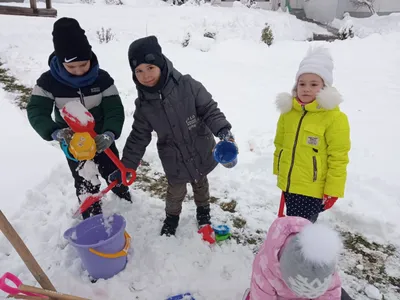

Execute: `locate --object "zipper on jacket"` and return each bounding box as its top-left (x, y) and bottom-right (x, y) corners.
top-left (278, 149), bottom-right (283, 172)
top-left (77, 89), bottom-right (85, 106)
top-left (286, 108), bottom-right (307, 192)
top-left (312, 156), bottom-right (317, 182)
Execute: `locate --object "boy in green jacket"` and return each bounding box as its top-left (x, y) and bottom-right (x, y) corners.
top-left (27, 17), bottom-right (131, 219)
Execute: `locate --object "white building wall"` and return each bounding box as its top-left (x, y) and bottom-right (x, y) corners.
top-left (303, 0), bottom-right (338, 23)
top-left (378, 0), bottom-right (400, 11)
top-left (289, 0), bottom-right (304, 9)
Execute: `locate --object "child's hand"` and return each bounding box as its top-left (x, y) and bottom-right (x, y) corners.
top-left (95, 131), bottom-right (115, 153)
top-left (108, 169), bottom-right (134, 186)
top-left (323, 195), bottom-right (338, 210)
top-left (51, 127), bottom-right (74, 144)
top-left (217, 127), bottom-right (234, 142)
top-left (217, 128), bottom-right (239, 154)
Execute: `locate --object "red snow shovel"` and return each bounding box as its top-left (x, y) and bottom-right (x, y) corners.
top-left (71, 181), bottom-right (119, 219)
top-left (60, 102), bottom-right (136, 218)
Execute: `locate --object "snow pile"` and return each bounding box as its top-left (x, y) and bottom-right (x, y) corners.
top-left (364, 284), bottom-right (382, 299)
top-left (0, 1), bottom-right (400, 299)
top-left (1, 1), bottom-right (315, 48)
top-left (38, 0), bottom-right (167, 5)
top-left (0, 89), bottom-right (64, 217)
top-left (332, 12), bottom-right (400, 38)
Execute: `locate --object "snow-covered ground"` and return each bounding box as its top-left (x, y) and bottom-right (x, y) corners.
top-left (332, 12), bottom-right (400, 38)
top-left (0, 1), bottom-right (400, 299)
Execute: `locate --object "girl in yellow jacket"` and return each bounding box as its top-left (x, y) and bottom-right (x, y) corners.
top-left (273, 46), bottom-right (351, 222)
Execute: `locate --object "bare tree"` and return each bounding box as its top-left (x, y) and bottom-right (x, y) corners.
top-left (350, 0), bottom-right (376, 15)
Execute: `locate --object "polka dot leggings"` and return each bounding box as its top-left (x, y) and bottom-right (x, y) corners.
top-left (283, 192), bottom-right (324, 223)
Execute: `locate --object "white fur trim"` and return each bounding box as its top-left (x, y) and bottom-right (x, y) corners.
top-left (316, 86), bottom-right (343, 110)
top-left (298, 223), bottom-right (343, 265)
top-left (275, 92), bottom-right (293, 114)
top-left (275, 86), bottom-right (343, 113)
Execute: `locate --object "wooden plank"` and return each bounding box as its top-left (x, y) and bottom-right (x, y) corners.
top-left (0, 211), bottom-right (57, 296)
top-left (37, 8), bottom-right (57, 17)
top-left (45, 0), bottom-right (52, 9)
top-left (0, 6), bottom-right (57, 17)
top-left (19, 284), bottom-right (90, 300)
top-left (7, 294), bottom-right (47, 300)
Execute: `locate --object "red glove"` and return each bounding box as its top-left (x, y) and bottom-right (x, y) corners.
top-left (323, 195), bottom-right (338, 210)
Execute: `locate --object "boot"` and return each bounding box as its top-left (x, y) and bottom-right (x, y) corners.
top-left (196, 204), bottom-right (211, 228)
top-left (119, 190), bottom-right (132, 203)
top-left (113, 186), bottom-right (132, 203)
top-left (160, 214), bottom-right (180, 236)
top-left (82, 201), bottom-right (102, 220)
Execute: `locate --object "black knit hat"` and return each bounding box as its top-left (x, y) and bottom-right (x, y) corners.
top-left (128, 36), bottom-right (165, 71)
top-left (52, 17), bottom-right (92, 63)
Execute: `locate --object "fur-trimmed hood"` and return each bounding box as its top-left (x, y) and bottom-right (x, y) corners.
top-left (276, 86), bottom-right (343, 114)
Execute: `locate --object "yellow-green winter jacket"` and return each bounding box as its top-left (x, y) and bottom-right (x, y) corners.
top-left (273, 86), bottom-right (351, 199)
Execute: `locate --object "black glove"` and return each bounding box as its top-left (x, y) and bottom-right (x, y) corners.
top-left (217, 128), bottom-right (234, 141)
top-left (51, 128), bottom-right (74, 144)
top-left (95, 131), bottom-right (115, 153)
top-left (108, 169), bottom-right (133, 186)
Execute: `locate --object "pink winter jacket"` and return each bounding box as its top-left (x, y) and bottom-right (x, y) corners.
top-left (249, 217), bottom-right (342, 300)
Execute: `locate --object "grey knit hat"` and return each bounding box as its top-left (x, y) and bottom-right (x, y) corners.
top-left (280, 223), bottom-right (342, 298)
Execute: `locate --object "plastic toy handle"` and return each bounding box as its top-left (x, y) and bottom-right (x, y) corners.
top-left (104, 148), bottom-right (136, 186)
top-left (165, 293), bottom-right (194, 300)
top-left (72, 181), bottom-right (118, 218)
top-left (278, 192), bottom-right (286, 217)
top-left (0, 272), bottom-right (22, 295)
top-left (89, 231), bottom-right (131, 258)
top-left (121, 168), bottom-right (137, 186)
top-left (0, 273), bottom-right (46, 298)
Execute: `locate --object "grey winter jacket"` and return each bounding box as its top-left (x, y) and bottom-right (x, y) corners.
top-left (122, 58), bottom-right (231, 184)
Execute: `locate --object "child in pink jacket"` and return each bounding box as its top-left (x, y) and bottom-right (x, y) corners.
top-left (243, 216), bottom-right (343, 300)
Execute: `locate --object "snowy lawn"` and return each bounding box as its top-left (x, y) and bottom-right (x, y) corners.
top-left (332, 12), bottom-right (400, 38)
top-left (0, 1), bottom-right (400, 300)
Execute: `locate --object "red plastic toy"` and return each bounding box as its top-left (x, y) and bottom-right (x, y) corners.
top-left (198, 224), bottom-right (216, 244)
top-left (60, 102), bottom-right (137, 217)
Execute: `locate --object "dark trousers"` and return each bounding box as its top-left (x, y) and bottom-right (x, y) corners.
top-left (341, 288), bottom-right (353, 300)
top-left (67, 143), bottom-right (130, 203)
top-left (284, 192), bottom-right (324, 223)
top-left (166, 176), bottom-right (210, 215)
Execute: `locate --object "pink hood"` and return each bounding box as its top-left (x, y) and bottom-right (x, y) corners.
top-left (249, 217), bottom-right (342, 300)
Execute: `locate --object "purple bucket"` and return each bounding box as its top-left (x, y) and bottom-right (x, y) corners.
top-left (63, 214), bottom-right (131, 280)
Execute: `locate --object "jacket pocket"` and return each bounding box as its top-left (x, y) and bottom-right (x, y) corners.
top-left (303, 124), bottom-right (325, 149)
top-left (278, 149), bottom-right (283, 172)
top-left (157, 144), bottom-right (179, 177)
top-left (196, 122), bottom-right (212, 137)
top-left (194, 133), bottom-right (214, 165)
top-left (312, 156), bottom-right (318, 182)
top-left (312, 155), bottom-right (322, 182)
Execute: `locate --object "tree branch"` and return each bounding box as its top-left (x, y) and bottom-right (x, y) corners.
top-left (350, 0), bottom-right (376, 14)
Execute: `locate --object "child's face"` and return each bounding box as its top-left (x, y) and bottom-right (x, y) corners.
top-left (134, 63), bottom-right (161, 87)
top-left (296, 73), bottom-right (324, 103)
top-left (63, 60), bottom-right (91, 76)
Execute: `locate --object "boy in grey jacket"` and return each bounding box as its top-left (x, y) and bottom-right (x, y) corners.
top-left (110, 36), bottom-right (235, 236)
